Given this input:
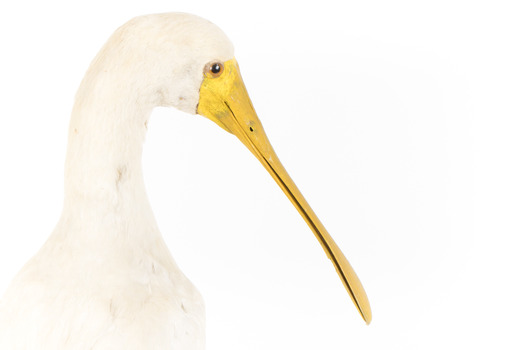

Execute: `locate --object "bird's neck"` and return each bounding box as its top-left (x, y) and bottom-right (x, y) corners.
top-left (65, 90), bottom-right (151, 198)
top-left (59, 75), bottom-right (162, 247)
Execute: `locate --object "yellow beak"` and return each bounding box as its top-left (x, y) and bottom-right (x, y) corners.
top-left (197, 59), bottom-right (372, 324)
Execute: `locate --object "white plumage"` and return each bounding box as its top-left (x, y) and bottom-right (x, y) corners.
top-left (0, 12), bottom-right (371, 350)
top-left (0, 13), bottom-right (232, 349)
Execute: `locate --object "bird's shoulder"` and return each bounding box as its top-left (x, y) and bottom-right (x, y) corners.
top-left (0, 242), bottom-right (205, 349)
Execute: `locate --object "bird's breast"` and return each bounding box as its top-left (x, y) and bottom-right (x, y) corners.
top-left (0, 243), bottom-right (205, 350)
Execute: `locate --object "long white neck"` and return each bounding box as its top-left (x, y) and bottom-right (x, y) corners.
top-left (44, 11), bottom-right (232, 258)
top-left (54, 66), bottom-right (167, 255)
top-left (65, 74), bottom-right (152, 206)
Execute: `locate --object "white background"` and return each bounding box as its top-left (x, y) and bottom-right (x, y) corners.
top-left (1, 1), bottom-right (524, 349)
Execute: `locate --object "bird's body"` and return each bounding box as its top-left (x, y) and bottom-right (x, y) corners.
top-left (0, 231), bottom-right (204, 349)
top-left (0, 14), bottom-right (224, 349)
top-left (0, 12), bottom-right (370, 349)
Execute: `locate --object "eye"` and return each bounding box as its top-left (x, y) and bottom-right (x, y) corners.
top-left (206, 62), bottom-right (224, 78)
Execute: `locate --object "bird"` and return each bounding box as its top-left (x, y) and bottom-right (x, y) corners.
top-left (0, 13), bottom-right (371, 349)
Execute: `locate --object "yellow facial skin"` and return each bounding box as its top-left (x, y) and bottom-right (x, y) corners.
top-left (197, 59), bottom-right (372, 324)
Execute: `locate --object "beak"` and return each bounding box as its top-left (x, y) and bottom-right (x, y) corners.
top-left (197, 59), bottom-right (371, 324)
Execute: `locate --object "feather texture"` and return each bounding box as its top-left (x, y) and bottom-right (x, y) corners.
top-left (0, 13), bottom-right (235, 349)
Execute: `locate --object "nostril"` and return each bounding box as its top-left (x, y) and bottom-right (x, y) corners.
top-left (249, 126), bottom-right (254, 132)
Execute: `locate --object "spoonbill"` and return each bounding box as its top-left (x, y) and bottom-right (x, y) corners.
top-left (0, 13), bottom-right (371, 349)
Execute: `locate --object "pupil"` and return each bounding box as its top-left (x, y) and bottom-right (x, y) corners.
top-left (211, 64), bottom-right (221, 74)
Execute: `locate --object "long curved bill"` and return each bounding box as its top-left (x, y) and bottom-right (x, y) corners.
top-left (197, 59), bottom-right (371, 324)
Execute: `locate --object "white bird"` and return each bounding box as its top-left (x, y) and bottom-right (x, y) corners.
top-left (0, 13), bottom-right (371, 349)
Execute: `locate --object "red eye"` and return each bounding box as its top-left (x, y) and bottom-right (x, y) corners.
top-left (207, 62), bottom-right (224, 78)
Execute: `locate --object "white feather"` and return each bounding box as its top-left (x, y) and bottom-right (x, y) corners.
top-left (0, 13), bottom-right (234, 349)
